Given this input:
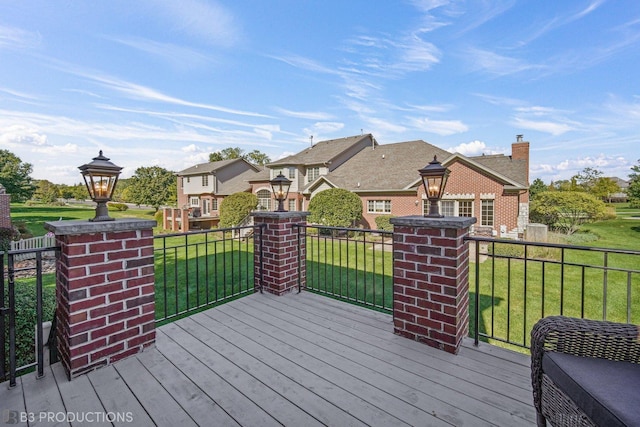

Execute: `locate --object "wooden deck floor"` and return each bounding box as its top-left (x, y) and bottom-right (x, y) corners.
top-left (1, 292), bottom-right (536, 426)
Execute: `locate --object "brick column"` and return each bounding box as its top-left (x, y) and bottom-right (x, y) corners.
top-left (0, 187), bottom-right (10, 229)
top-left (252, 211), bottom-right (309, 295)
top-left (390, 216), bottom-right (476, 354)
top-left (44, 219), bottom-right (156, 379)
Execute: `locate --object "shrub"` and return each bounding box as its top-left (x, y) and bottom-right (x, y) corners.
top-left (0, 226), bottom-right (19, 251)
top-left (3, 276), bottom-right (57, 370)
top-left (374, 215), bottom-right (395, 231)
top-left (107, 202), bottom-right (129, 211)
top-left (308, 188), bottom-right (362, 228)
top-left (219, 192), bottom-right (258, 227)
top-left (154, 210), bottom-right (164, 227)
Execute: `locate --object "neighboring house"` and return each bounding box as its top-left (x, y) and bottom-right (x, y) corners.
top-left (175, 134), bottom-right (531, 236)
top-left (266, 133), bottom-right (530, 236)
top-left (173, 158), bottom-right (260, 229)
top-left (607, 177), bottom-right (629, 202)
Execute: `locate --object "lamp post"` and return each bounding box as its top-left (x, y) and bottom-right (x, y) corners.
top-left (269, 172), bottom-right (292, 212)
top-left (419, 155), bottom-right (450, 218)
top-left (79, 151), bottom-right (123, 222)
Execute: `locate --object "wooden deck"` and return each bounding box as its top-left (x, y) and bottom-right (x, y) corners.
top-left (1, 292), bottom-right (536, 426)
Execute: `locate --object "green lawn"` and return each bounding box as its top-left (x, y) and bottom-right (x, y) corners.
top-left (10, 202), bottom-right (158, 237)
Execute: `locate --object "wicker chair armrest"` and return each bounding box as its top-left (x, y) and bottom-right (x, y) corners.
top-left (531, 316), bottom-right (640, 412)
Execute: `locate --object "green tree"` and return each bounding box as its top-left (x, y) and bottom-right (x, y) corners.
top-left (71, 183), bottom-right (89, 200)
top-left (245, 150), bottom-right (271, 165)
top-left (209, 147), bottom-right (270, 165)
top-left (58, 184), bottom-right (75, 200)
top-left (0, 149), bottom-right (36, 202)
top-left (530, 191), bottom-right (607, 235)
top-left (629, 160), bottom-right (640, 208)
top-left (592, 177), bottom-right (620, 202)
top-left (573, 167), bottom-right (603, 193)
top-left (127, 166), bottom-right (176, 211)
top-left (219, 192), bottom-right (258, 227)
top-left (529, 178), bottom-right (547, 200)
top-left (32, 180), bottom-right (59, 204)
top-left (308, 188), bottom-right (362, 227)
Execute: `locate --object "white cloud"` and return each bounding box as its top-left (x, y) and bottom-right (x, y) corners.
top-left (511, 117), bottom-right (575, 136)
top-left (182, 144), bottom-right (199, 152)
top-left (0, 24), bottom-right (41, 50)
top-left (105, 36), bottom-right (212, 69)
top-left (0, 124), bottom-right (48, 147)
top-left (31, 143), bottom-right (78, 155)
top-left (464, 47), bottom-right (542, 76)
top-left (304, 122), bottom-right (345, 135)
top-left (447, 140), bottom-right (502, 156)
top-left (274, 107), bottom-right (334, 121)
top-left (410, 117), bottom-right (468, 135)
top-left (148, 0), bottom-right (240, 47)
top-left (531, 153), bottom-right (633, 182)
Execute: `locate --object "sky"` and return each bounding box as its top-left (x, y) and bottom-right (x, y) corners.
top-left (0, 0), bottom-right (639, 185)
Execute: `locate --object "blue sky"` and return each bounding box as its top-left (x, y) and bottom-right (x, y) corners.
top-left (1, 0), bottom-right (638, 185)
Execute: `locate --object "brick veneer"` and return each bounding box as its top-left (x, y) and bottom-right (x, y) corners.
top-left (44, 219), bottom-right (157, 379)
top-left (252, 211), bottom-right (309, 295)
top-left (0, 192), bottom-right (10, 229)
top-left (390, 215), bottom-right (476, 354)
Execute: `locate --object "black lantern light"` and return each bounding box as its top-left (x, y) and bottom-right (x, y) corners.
top-left (269, 172), bottom-right (292, 212)
top-left (418, 155), bottom-right (450, 218)
top-left (79, 151), bottom-right (123, 222)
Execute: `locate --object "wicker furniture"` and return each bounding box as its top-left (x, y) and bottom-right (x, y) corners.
top-left (531, 316), bottom-right (640, 426)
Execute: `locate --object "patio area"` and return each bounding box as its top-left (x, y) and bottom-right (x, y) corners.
top-left (1, 291), bottom-right (536, 426)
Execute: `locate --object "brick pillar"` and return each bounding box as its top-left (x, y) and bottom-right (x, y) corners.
top-left (252, 211), bottom-right (309, 295)
top-left (44, 218), bottom-right (157, 379)
top-left (390, 216), bottom-right (476, 354)
top-left (181, 209), bottom-right (190, 232)
top-left (0, 188), bottom-right (10, 229)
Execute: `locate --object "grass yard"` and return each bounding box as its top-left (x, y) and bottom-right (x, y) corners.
top-left (10, 202), bottom-right (158, 237)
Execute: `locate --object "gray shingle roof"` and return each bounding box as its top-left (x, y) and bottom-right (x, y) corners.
top-left (216, 169), bottom-right (259, 196)
top-left (269, 134), bottom-right (373, 167)
top-left (469, 154), bottom-right (528, 187)
top-left (177, 158), bottom-right (241, 176)
top-left (321, 140), bottom-right (451, 191)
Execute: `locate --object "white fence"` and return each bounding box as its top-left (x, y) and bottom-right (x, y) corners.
top-left (9, 235), bottom-right (57, 261)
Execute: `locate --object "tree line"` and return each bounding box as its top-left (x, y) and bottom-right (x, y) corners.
top-left (0, 147), bottom-right (271, 210)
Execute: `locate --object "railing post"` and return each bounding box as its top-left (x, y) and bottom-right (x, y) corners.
top-left (44, 218), bottom-right (156, 379)
top-left (251, 211), bottom-right (309, 296)
top-left (390, 215), bottom-right (476, 354)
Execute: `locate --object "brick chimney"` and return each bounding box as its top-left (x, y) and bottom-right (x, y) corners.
top-left (511, 135), bottom-right (530, 185)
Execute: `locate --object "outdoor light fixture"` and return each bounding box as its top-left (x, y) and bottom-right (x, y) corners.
top-left (270, 172), bottom-right (292, 212)
top-left (79, 151), bottom-right (123, 222)
top-left (419, 155), bottom-right (450, 218)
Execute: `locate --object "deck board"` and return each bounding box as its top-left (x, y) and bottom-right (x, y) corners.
top-left (1, 291), bottom-right (537, 426)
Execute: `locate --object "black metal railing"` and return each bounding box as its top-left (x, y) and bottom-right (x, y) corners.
top-left (466, 237), bottom-right (640, 349)
top-left (154, 225), bottom-right (262, 324)
top-left (295, 225), bottom-right (393, 313)
top-left (1, 247), bottom-right (59, 387)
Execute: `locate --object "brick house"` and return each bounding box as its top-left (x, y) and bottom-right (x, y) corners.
top-left (266, 134), bottom-right (529, 236)
top-left (174, 134), bottom-right (530, 236)
top-left (173, 158), bottom-right (261, 229)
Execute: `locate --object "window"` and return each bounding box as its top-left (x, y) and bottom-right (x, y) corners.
top-left (186, 177), bottom-right (191, 183)
top-left (307, 167), bottom-right (320, 182)
top-left (189, 197), bottom-right (200, 207)
top-left (367, 200), bottom-right (391, 213)
top-left (202, 175), bottom-right (209, 186)
top-left (180, 177), bottom-right (184, 188)
top-left (212, 198), bottom-right (218, 211)
top-left (459, 200), bottom-right (473, 217)
top-left (481, 199), bottom-right (494, 226)
top-left (288, 199), bottom-right (296, 211)
top-left (288, 168), bottom-right (296, 179)
top-left (202, 199), bottom-right (210, 215)
top-left (257, 190), bottom-right (271, 211)
top-left (440, 200), bottom-right (455, 216)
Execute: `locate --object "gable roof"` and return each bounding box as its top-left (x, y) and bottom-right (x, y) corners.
top-left (469, 154), bottom-right (528, 187)
top-left (268, 134), bottom-right (374, 167)
top-left (177, 158), bottom-right (256, 176)
top-left (216, 168), bottom-right (259, 196)
top-left (319, 140), bottom-right (451, 192)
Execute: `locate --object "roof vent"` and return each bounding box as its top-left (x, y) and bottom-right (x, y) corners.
top-left (382, 154), bottom-right (385, 159)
